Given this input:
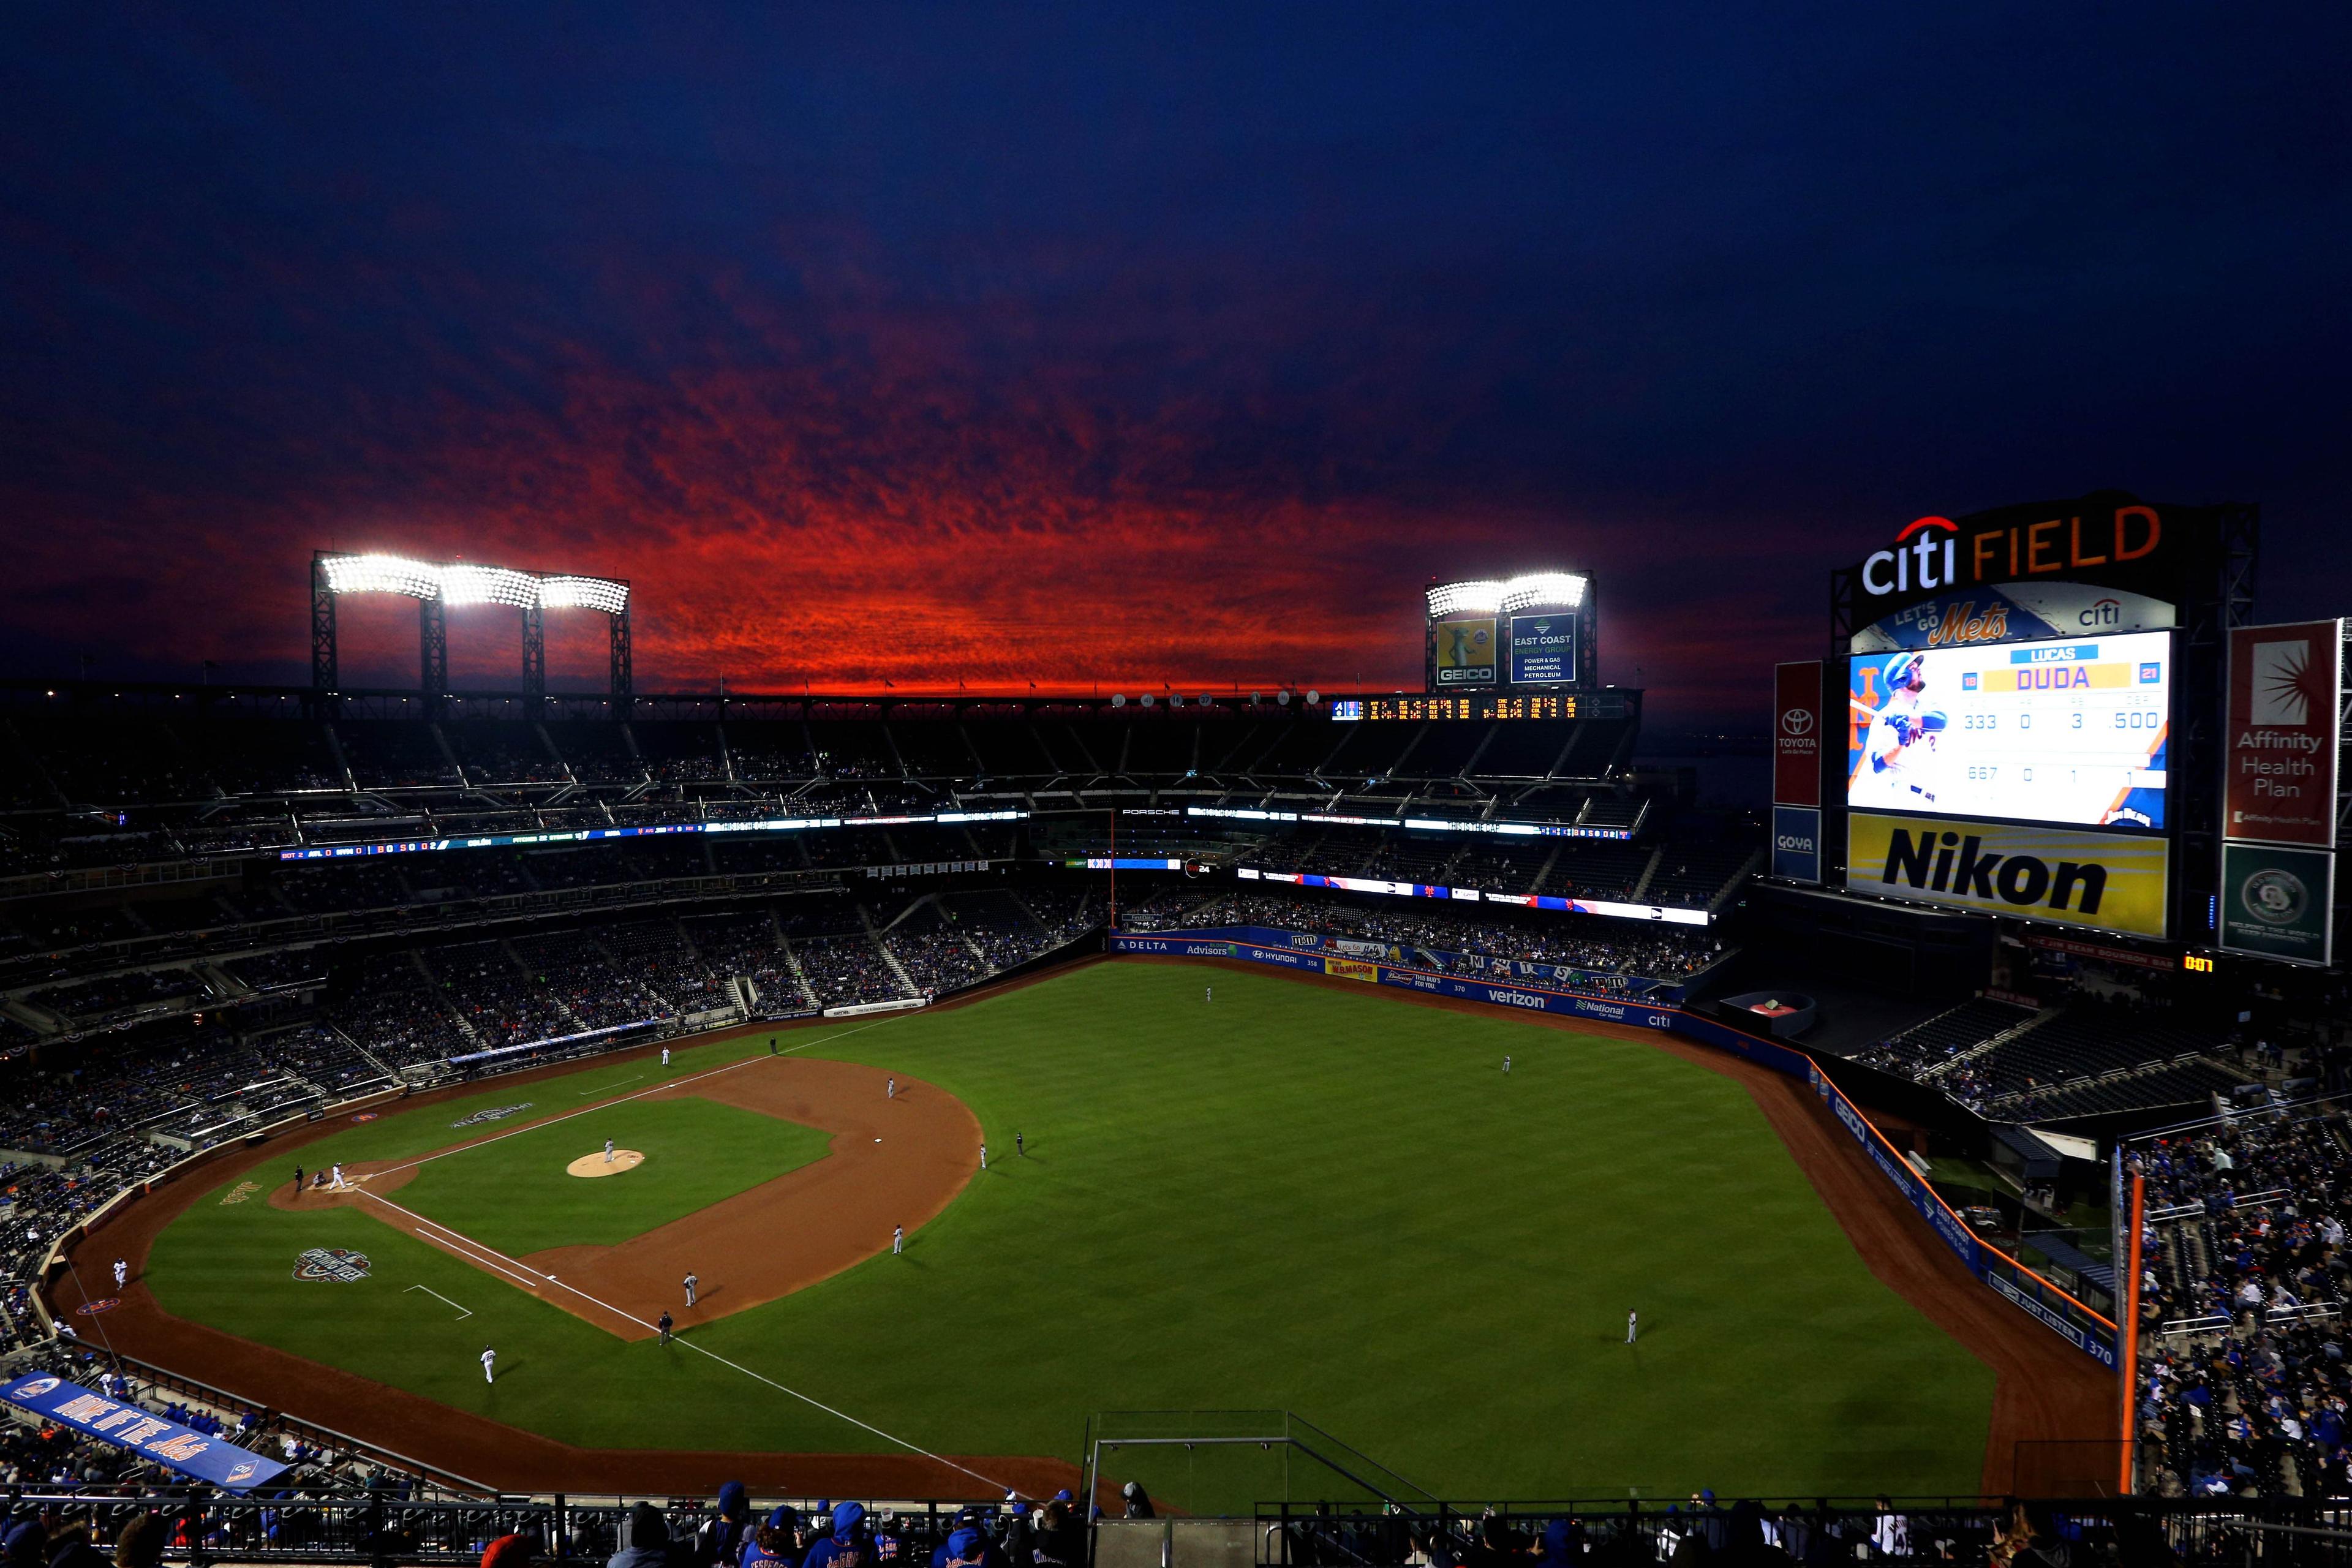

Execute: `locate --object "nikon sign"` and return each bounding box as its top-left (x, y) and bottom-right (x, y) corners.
top-left (1846, 812), bottom-right (2169, 938)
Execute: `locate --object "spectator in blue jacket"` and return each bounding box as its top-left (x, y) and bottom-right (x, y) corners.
top-left (798, 1504), bottom-right (867, 1568)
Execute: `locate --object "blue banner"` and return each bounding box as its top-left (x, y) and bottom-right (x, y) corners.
top-left (1112, 926), bottom-right (1687, 1001)
top-left (1771, 806), bottom-right (1821, 883)
top-left (2, 1373), bottom-right (292, 1491)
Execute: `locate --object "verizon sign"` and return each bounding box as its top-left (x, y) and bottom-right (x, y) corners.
top-left (2225, 621), bottom-right (2343, 848)
top-left (1774, 660), bottom-right (1823, 807)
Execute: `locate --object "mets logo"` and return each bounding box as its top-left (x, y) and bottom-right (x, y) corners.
top-left (351, 1112), bottom-right (380, 1123)
top-left (450, 1102), bottom-right (533, 1129)
top-left (10, 1378), bottom-right (59, 1398)
top-left (293, 1248), bottom-right (372, 1283)
top-left (225, 1462), bottom-right (260, 1483)
top-left (75, 1298), bottom-right (120, 1316)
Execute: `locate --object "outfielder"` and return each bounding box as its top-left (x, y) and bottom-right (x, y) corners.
top-left (1205, 985), bottom-right (1213, 1003)
top-left (481, 1345), bottom-right (496, 1384)
top-left (662, 1047), bottom-right (672, 1067)
top-left (979, 1143), bottom-right (987, 1170)
top-left (1015, 1131), bottom-right (1025, 1157)
top-left (892, 1225), bottom-right (903, 1255)
top-left (1504, 1055), bottom-right (1512, 1074)
top-left (684, 1271), bottom-right (699, 1307)
top-left (1626, 1311), bottom-right (1638, 1345)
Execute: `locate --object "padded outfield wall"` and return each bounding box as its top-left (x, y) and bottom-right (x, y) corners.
top-left (1110, 927), bottom-right (2119, 1373)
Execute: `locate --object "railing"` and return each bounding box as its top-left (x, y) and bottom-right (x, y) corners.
top-left (1250, 1498), bottom-right (2352, 1568)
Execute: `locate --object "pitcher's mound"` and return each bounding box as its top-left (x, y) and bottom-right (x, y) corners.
top-left (568, 1150), bottom-right (645, 1177)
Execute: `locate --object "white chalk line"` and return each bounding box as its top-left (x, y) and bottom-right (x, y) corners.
top-left (582, 1074), bottom-right (645, 1095)
top-left (405, 1283), bottom-right (474, 1319)
top-left (373, 1014), bottom-right (903, 1178)
top-left (360, 1185), bottom-right (1005, 1493)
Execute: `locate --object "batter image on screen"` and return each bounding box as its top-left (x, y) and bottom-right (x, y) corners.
top-left (1847, 631), bottom-right (2170, 830)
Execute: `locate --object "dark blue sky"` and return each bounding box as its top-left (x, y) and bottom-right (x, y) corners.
top-left (3, 4), bottom-right (2345, 725)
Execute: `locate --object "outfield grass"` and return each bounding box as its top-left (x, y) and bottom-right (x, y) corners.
top-left (391, 1097), bottom-right (834, 1257)
top-left (148, 963), bottom-right (1995, 1501)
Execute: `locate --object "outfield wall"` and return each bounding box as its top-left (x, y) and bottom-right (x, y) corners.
top-left (1112, 929), bottom-right (2119, 1371)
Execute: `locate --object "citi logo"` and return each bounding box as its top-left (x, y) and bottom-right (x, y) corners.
top-left (1860, 516), bottom-right (1958, 597)
top-left (2081, 597), bottom-right (2123, 628)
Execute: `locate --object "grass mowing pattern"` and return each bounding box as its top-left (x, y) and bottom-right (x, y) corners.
top-left (149, 963), bottom-right (1992, 1501)
top-left (390, 1098), bottom-right (833, 1257)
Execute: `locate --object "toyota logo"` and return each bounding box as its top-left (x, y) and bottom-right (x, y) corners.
top-left (1780, 707), bottom-right (1815, 737)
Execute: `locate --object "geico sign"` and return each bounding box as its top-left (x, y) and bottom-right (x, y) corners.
top-left (1846, 812), bottom-right (2169, 938)
top-left (1860, 507), bottom-right (2161, 599)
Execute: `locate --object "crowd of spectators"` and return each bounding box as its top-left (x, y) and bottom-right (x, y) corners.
top-left (2131, 1103), bottom-right (2352, 1499)
top-left (1120, 886), bottom-right (1725, 985)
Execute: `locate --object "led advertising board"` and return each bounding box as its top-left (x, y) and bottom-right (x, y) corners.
top-left (1847, 631), bottom-right (2171, 831)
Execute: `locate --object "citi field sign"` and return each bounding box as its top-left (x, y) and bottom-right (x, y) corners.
top-left (1843, 491), bottom-right (2223, 625)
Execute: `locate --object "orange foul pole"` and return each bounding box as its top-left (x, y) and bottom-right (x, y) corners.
top-left (2119, 1170), bottom-right (2145, 1496)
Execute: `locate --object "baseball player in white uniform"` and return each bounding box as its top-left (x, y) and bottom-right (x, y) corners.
top-left (886, 1077), bottom-right (895, 1100)
top-left (605, 1137), bottom-right (615, 1164)
top-left (1852, 653), bottom-right (1946, 811)
top-left (331, 1163), bottom-right (345, 1189)
top-left (684, 1271), bottom-right (699, 1307)
top-left (979, 1142), bottom-right (987, 1170)
top-left (662, 1047), bottom-right (671, 1066)
top-left (112, 1258), bottom-right (127, 1291)
top-left (1626, 1311), bottom-right (1638, 1345)
top-left (481, 1345), bottom-right (496, 1384)
top-left (892, 1225), bottom-right (903, 1255)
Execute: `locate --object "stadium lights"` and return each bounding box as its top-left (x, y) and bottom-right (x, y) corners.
top-left (317, 552), bottom-right (629, 613)
top-left (1425, 572), bottom-right (1587, 617)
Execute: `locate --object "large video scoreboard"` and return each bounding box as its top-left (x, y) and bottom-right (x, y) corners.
top-left (1846, 630), bottom-right (2172, 831)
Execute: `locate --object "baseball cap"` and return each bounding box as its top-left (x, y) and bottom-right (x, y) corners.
top-left (946, 1530), bottom-right (982, 1561)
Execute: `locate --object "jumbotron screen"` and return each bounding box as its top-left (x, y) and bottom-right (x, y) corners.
top-left (1846, 630), bottom-right (2171, 831)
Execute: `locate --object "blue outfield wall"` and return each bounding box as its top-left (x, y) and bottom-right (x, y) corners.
top-left (1111, 928), bottom-right (2119, 1371)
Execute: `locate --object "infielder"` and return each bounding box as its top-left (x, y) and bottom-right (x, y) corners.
top-left (886, 1077), bottom-right (895, 1100)
top-left (481, 1345), bottom-right (496, 1384)
top-left (1626, 1311), bottom-right (1638, 1345)
top-left (605, 1137), bottom-right (615, 1165)
top-left (979, 1143), bottom-right (987, 1170)
top-left (684, 1271), bottom-right (699, 1307)
top-left (892, 1225), bottom-right (903, 1255)
top-left (112, 1258), bottom-right (127, 1291)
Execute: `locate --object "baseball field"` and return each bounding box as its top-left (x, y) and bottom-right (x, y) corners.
top-left (86, 960), bottom-right (2011, 1502)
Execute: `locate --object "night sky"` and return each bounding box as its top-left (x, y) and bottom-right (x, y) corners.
top-left (4, 6), bottom-right (2345, 728)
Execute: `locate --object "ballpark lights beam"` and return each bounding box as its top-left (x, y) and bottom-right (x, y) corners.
top-left (1424, 571), bottom-right (1587, 618)
top-left (311, 552), bottom-right (633, 712)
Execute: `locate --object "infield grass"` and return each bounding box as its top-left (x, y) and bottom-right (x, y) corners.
top-left (149, 961), bottom-right (1996, 1501)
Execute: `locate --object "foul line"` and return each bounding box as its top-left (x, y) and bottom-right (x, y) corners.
top-left (404, 1284), bottom-right (474, 1320)
top-left (374, 1014), bottom-right (904, 1178)
top-left (582, 1074), bottom-right (645, 1095)
top-left (358, 1185), bottom-right (1005, 1494)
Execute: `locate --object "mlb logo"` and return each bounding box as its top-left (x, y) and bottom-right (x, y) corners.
top-left (2138, 662), bottom-right (2161, 683)
top-left (1961, 671), bottom-right (1980, 692)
